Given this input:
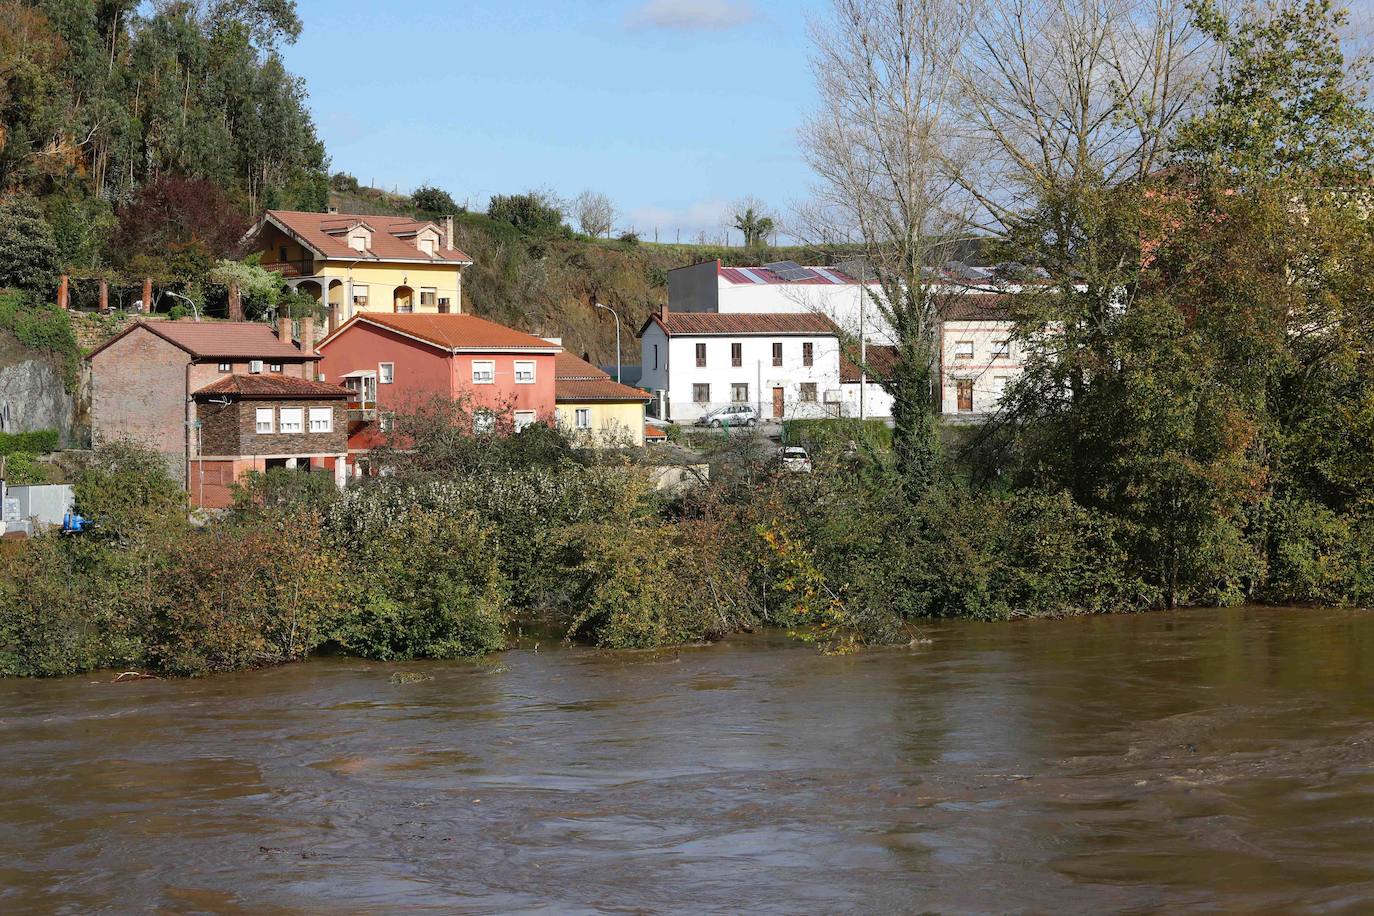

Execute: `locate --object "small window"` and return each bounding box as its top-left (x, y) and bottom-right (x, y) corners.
top-left (269, 363), bottom-right (283, 373)
top-left (992, 340), bottom-right (1011, 359)
top-left (379, 362), bottom-right (395, 384)
top-left (799, 383), bottom-right (817, 403)
top-left (575, 408), bottom-right (591, 429)
top-left (420, 288), bottom-right (437, 307)
top-left (309, 408), bottom-right (333, 433)
top-left (514, 360), bottom-right (536, 384)
top-left (731, 383), bottom-right (749, 403)
top-left (731, 342), bottom-right (742, 367)
top-left (419, 238), bottom-right (436, 255)
top-left (695, 343), bottom-right (706, 368)
top-left (692, 383), bottom-right (710, 405)
top-left (514, 410), bottom-right (537, 432)
top-left (255, 408), bottom-right (274, 434)
top-left (438, 297), bottom-right (451, 314)
top-left (653, 344), bottom-right (659, 370)
top-left (279, 408), bottom-right (303, 433)
top-left (802, 342), bottom-right (813, 367)
top-left (352, 285), bottom-right (369, 309)
top-left (473, 411), bottom-right (495, 434)
top-left (218, 362), bottom-right (231, 372)
top-left (955, 341), bottom-right (974, 360)
top-left (472, 360), bottom-right (495, 384)
top-left (772, 342), bottom-right (783, 367)
top-left (278, 245), bottom-right (288, 263)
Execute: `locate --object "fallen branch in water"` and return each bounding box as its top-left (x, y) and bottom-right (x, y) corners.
top-left (111, 671), bottom-right (160, 682)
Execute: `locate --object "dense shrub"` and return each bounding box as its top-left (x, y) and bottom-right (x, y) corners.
top-left (0, 429), bottom-right (59, 455)
top-left (0, 290), bottom-right (80, 389)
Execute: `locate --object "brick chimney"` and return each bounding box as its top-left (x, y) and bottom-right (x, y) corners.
top-left (300, 315), bottom-right (315, 355)
top-left (444, 214), bottom-right (455, 250)
top-left (227, 280), bottom-right (243, 321)
top-left (278, 315), bottom-right (292, 342)
top-left (98, 279), bottom-right (109, 313)
top-left (57, 275), bottom-right (69, 310)
top-left (142, 278), bottom-right (153, 315)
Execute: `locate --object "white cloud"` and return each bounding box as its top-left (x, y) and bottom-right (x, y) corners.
top-left (625, 0), bottom-right (758, 32)
top-left (623, 199), bottom-right (733, 241)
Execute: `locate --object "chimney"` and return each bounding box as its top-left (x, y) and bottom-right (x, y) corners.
top-left (443, 214), bottom-right (454, 250)
top-left (278, 315), bottom-right (293, 342)
top-left (98, 279), bottom-right (109, 314)
top-left (142, 278), bottom-right (153, 315)
top-left (300, 315), bottom-right (315, 355)
top-left (57, 275), bottom-right (69, 310)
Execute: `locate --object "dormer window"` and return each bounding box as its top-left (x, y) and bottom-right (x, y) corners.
top-left (418, 236), bottom-right (436, 255)
top-left (346, 225), bottom-right (372, 252)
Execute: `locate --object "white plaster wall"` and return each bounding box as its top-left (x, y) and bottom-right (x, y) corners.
top-left (658, 334), bottom-right (843, 422)
top-left (938, 319), bottom-right (1024, 416)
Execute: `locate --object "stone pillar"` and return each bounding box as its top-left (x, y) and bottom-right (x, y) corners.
top-left (300, 315), bottom-right (315, 355)
top-left (98, 278), bottom-right (109, 313)
top-left (57, 275), bottom-right (69, 310)
top-left (142, 278), bottom-right (152, 314)
top-left (227, 280), bottom-right (243, 321)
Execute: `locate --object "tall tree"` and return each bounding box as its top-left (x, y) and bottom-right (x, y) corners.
top-left (573, 190), bottom-right (615, 238)
top-left (0, 194), bottom-right (60, 292)
top-left (731, 198), bottom-right (776, 247)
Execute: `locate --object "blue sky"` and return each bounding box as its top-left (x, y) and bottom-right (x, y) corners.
top-left (283, 0), bottom-right (822, 241)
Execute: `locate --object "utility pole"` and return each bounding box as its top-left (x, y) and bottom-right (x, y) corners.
top-left (594, 302), bottom-right (623, 382)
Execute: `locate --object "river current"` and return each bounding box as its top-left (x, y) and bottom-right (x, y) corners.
top-left (2, 606), bottom-right (1373, 913)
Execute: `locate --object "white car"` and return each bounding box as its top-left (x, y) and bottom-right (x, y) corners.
top-left (697, 404), bottom-right (759, 428)
top-left (776, 446), bottom-right (812, 473)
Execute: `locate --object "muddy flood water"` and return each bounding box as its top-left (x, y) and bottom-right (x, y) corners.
top-left (3, 606), bottom-right (1374, 914)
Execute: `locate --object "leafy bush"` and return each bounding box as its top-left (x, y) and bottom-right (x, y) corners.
top-left (412, 185), bottom-right (460, 215)
top-left (487, 191), bottom-right (566, 235)
top-left (1, 452), bottom-right (54, 484)
top-left (0, 429), bottom-right (58, 455)
top-left (0, 290), bottom-right (80, 389)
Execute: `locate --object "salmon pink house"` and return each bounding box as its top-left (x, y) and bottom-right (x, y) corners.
top-left (316, 312), bottom-right (559, 458)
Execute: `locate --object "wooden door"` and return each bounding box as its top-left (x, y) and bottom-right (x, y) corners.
top-left (957, 379), bottom-right (974, 412)
top-left (772, 387), bottom-right (785, 419)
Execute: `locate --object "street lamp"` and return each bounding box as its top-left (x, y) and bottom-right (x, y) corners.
top-left (594, 302), bottom-right (623, 383)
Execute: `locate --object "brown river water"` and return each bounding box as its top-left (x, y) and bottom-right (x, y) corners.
top-left (2, 606), bottom-right (1373, 914)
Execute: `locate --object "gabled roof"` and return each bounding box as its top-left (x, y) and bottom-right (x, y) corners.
top-left (318, 312), bottom-right (562, 354)
top-left (554, 350), bottom-right (650, 402)
top-left (258, 210), bottom-right (473, 264)
top-left (193, 375), bottom-right (352, 400)
top-left (86, 319), bottom-right (316, 362)
top-left (938, 293), bottom-right (1014, 322)
top-left (841, 345), bottom-right (899, 383)
top-left (639, 311), bottom-right (841, 338)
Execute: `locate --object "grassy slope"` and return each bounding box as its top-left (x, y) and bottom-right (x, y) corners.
top-left (328, 187), bottom-right (844, 368)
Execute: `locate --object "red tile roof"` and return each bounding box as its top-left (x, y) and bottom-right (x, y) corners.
top-left (320, 313), bottom-right (562, 353)
top-left (938, 293), bottom-right (1013, 321)
top-left (193, 374), bottom-right (353, 399)
top-left (554, 350), bottom-right (649, 401)
top-left (86, 319), bottom-right (315, 362)
top-left (642, 311), bottom-right (840, 337)
top-left (644, 424), bottom-right (668, 441)
top-left (262, 210), bottom-right (473, 264)
top-left (840, 345), bottom-right (899, 383)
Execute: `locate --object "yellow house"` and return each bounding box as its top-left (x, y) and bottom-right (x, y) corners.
top-left (248, 210), bottom-right (473, 332)
top-left (555, 351), bottom-right (650, 447)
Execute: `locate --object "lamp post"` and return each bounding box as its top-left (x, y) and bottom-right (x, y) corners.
top-left (594, 302), bottom-right (623, 383)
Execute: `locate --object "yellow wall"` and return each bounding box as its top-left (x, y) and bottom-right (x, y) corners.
top-left (556, 401), bottom-right (646, 447)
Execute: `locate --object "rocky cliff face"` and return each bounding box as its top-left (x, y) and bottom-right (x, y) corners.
top-left (0, 331), bottom-right (75, 444)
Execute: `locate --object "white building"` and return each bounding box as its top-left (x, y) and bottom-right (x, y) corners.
top-left (638, 308), bottom-right (845, 423)
top-left (667, 259), bottom-right (890, 343)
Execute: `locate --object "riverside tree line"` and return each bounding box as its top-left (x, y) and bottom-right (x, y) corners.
top-left (4, 0), bottom-right (1374, 676)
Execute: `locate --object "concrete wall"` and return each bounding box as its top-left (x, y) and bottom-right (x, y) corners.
top-left (556, 400), bottom-right (646, 447)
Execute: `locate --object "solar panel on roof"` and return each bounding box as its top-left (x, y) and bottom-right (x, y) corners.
top-left (764, 260), bottom-right (817, 281)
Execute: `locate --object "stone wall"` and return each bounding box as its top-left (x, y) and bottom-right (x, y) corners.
top-left (196, 399), bottom-right (347, 458)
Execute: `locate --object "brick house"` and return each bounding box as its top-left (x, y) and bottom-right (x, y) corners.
top-left (316, 312), bottom-right (560, 462)
top-left (189, 374), bottom-right (352, 508)
top-left (87, 317), bottom-right (321, 492)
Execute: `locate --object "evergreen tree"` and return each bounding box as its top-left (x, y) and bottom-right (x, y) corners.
top-left (0, 194), bottom-right (60, 292)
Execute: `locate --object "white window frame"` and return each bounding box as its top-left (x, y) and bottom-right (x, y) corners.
top-left (269, 363), bottom-right (283, 373)
top-left (992, 340), bottom-right (1011, 359)
top-left (255, 408), bottom-right (274, 434)
top-left (514, 410), bottom-right (537, 432)
top-left (218, 362), bottom-right (231, 372)
top-left (575, 408), bottom-right (591, 429)
top-left (379, 362), bottom-right (395, 384)
top-left (513, 360), bottom-right (536, 384)
top-left (309, 408), bottom-right (333, 433)
top-left (955, 341), bottom-right (975, 360)
top-left (279, 408), bottom-right (303, 433)
top-left (352, 285), bottom-right (369, 309)
top-left (472, 360), bottom-right (496, 384)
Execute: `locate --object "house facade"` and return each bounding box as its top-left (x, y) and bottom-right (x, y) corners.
top-left (937, 296), bottom-right (1022, 418)
top-left (554, 351), bottom-right (650, 447)
top-left (638, 308), bottom-right (843, 423)
top-left (247, 210), bottom-right (473, 333)
top-left (190, 375), bottom-right (351, 508)
top-left (87, 318), bottom-right (321, 487)
top-left (316, 312), bottom-right (560, 459)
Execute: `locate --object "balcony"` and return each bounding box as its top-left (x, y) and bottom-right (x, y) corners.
top-left (261, 259), bottom-right (319, 279)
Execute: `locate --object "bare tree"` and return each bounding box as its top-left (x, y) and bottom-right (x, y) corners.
top-left (573, 190), bottom-right (616, 238)
top-left (730, 196), bottom-right (779, 246)
top-left (800, 0), bottom-right (980, 493)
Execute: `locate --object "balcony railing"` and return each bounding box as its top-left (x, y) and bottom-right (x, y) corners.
top-left (261, 259), bottom-right (319, 279)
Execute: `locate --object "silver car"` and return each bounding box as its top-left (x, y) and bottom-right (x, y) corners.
top-left (776, 446), bottom-right (812, 473)
top-left (697, 404), bottom-right (759, 428)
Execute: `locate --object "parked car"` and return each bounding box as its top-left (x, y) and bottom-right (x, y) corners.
top-left (776, 446), bottom-right (812, 473)
top-left (697, 404), bottom-right (758, 428)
